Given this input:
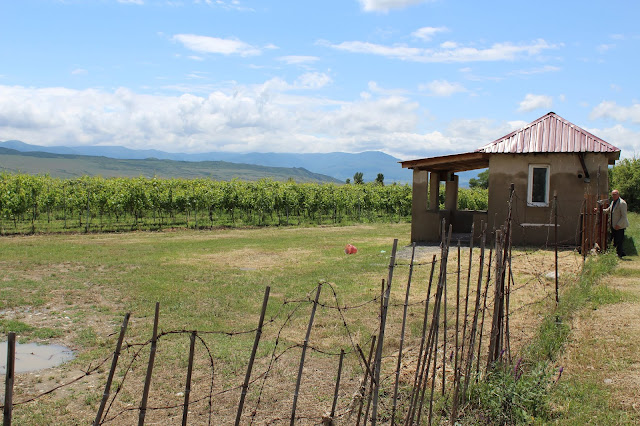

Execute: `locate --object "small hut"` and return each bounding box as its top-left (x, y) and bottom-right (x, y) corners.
top-left (400, 112), bottom-right (621, 247)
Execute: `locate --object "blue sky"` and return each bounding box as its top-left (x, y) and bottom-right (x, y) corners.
top-left (1, 0), bottom-right (638, 160)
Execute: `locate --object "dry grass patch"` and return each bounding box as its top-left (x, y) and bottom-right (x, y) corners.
top-left (173, 247), bottom-right (315, 270)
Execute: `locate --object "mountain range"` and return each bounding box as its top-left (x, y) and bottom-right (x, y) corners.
top-left (0, 140), bottom-right (484, 185)
top-left (0, 140), bottom-right (412, 183)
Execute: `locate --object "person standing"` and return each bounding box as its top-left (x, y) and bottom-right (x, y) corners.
top-left (603, 189), bottom-right (629, 258)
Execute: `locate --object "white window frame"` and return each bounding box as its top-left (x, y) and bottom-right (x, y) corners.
top-left (527, 164), bottom-right (550, 207)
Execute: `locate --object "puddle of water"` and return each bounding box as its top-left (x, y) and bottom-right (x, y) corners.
top-left (0, 341), bottom-right (75, 374)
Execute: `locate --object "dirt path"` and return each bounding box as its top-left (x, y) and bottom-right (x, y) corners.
top-left (557, 253), bottom-right (640, 416)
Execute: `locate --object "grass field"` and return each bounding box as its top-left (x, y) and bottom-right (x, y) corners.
top-left (0, 220), bottom-right (637, 424)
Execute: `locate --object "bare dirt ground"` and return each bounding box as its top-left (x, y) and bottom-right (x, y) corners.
top-left (557, 254), bottom-right (640, 416)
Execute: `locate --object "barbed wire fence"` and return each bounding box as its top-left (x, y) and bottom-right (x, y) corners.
top-left (1, 185), bottom-right (601, 425)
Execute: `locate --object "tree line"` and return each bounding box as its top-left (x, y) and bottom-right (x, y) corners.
top-left (609, 157), bottom-right (640, 211)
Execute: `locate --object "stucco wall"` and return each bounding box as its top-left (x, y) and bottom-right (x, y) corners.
top-left (487, 153), bottom-right (610, 246)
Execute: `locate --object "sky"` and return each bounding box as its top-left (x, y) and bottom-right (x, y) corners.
top-left (1, 0), bottom-right (639, 161)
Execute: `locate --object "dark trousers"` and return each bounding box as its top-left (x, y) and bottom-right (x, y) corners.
top-left (611, 227), bottom-right (626, 257)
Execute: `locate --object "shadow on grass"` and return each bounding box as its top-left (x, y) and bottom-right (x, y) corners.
top-left (623, 235), bottom-right (637, 257)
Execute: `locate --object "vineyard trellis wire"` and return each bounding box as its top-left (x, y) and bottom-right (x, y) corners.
top-left (2, 193), bottom-right (588, 425)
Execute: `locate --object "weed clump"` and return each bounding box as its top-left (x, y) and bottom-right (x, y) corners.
top-left (467, 361), bottom-right (552, 424)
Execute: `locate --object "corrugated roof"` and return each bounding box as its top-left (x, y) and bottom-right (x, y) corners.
top-left (475, 112), bottom-right (620, 154)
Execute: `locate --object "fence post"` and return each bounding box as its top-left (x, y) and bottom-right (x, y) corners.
top-left (3, 332), bottom-right (15, 426)
top-left (290, 283), bottom-right (322, 425)
top-left (391, 243), bottom-right (416, 426)
top-left (405, 255), bottom-right (437, 426)
top-left (330, 349), bottom-right (345, 419)
top-left (182, 331), bottom-right (197, 426)
top-left (94, 313), bottom-right (131, 426)
top-left (138, 302), bottom-right (160, 426)
top-left (236, 286), bottom-right (270, 426)
top-left (554, 192), bottom-right (559, 306)
top-left (370, 239), bottom-right (398, 425)
top-left (355, 336), bottom-right (376, 426)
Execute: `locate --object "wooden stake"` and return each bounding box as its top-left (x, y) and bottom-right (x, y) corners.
top-left (330, 350), bottom-right (345, 419)
top-left (139, 302), bottom-right (160, 426)
top-left (3, 332), bottom-right (15, 426)
top-left (371, 239), bottom-right (398, 425)
top-left (236, 286), bottom-right (270, 426)
top-left (182, 331), bottom-right (197, 426)
top-left (94, 313), bottom-right (131, 426)
top-left (290, 283), bottom-right (322, 425)
top-left (391, 243), bottom-right (416, 426)
top-left (404, 255), bottom-right (436, 426)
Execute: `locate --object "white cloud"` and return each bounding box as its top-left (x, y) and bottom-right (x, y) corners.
top-left (412, 26), bottom-right (448, 42)
top-left (173, 34), bottom-right (261, 56)
top-left (359, 0), bottom-right (431, 12)
top-left (0, 80), bottom-right (431, 157)
top-left (446, 118), bottom-right (525, 151)
top-left (586, 124), bottom-right (640, 158)
top-left (517, 94), bottom-right (553, 112)
top-left (419, 80), bottom-right (466, 97)
top-left (293, 72), bottom-right (332, 90)
top-left (440, 41), bottom-right (458, 49)
top-left (194, 0), bottom-right (254, 12)
top-left (278, 56), bottom-right (320, 65)
top-left (367, 81), bottom-right (407, 96)
top-left (118, 0), bottom-right (144, 4)
top-left (596, 43), bottom-right (615, 53)
top-left (71, 68), bottom-right (88, 75)
top-left (1, 83), bottom-right (575, 160)
top-left (327, 38), bottom-right (559, 63)
top-left (590, 101), bottom-right (640, 124)
top-left (508, 65), bottom-right (561, 75)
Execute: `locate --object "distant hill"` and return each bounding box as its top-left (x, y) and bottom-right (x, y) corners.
top-left (0, 146), bottom-right (341, 183)
top-left (0, 140), bottom-right (411, 183)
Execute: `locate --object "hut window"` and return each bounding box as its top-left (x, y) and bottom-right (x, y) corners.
top-left (527, 164), bottom-right (550, 207)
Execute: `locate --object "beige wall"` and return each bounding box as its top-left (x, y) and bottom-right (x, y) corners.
top-left (487, 153), bottom-right (610, 246)
top-left (410, 169), bottom-right (429, 242)
top-left (410, 170), bottom-right (452, 242)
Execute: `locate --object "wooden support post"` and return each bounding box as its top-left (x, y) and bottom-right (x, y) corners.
top-left (3, 332), bottom-right (15, 426)
top-left (391, 243), bottom-right (416, 426)
top-left (182, 331), bottom-right (197, 426)
top-left (290, 283), bottom-right (322, 425)
top-left (94, 313), bottom-right (131, 426)
top-left (554, 192), bottom-right (559, 306)
top-left (330, 350), bottom-right (345, 419)
top-left (138, 302), bottom-right (160, 426)
top-left (236, 286), bottom-right (270, 426)
top-left (370, 239), bottom-right (398, 425)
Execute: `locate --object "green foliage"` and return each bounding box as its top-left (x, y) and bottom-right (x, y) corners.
top-left (0, 173), bottom-right (413, 233)
top-left (468, 362), bottom-right (552, 424)
top-left (0, 320), bottom-right (62, 340)
top-left (526, 316), bottom-right (571, 362)
top-left (609, 157), bottom-right (640, 211)
top-left (0, 319), bottom-right (34, 334)
top-left (353, 172), bottom-right (364, 184)
top-left (458, 187), bottom-right (489, 210)
top-left (469, 169), bottom-right (489, 189)
top-left (375, 173), bottom-right (384, 185)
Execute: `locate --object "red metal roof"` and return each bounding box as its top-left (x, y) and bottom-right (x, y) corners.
top-left (475, 112), bottom-right (620, 154)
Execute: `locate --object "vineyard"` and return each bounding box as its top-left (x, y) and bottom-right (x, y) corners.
top-left (0, 173), bottom-right (488, 234)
